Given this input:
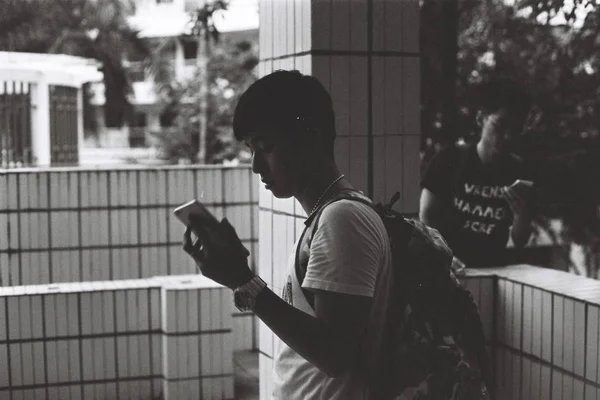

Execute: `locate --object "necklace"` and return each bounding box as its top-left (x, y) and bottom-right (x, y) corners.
top-left (309, 174), bottom-right (345, 216)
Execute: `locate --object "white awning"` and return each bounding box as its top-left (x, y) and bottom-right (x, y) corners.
top-left (0, 52), bottom-right (103, 87)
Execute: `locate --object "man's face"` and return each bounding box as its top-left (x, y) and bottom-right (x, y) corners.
top-left (245, 129), bottom-right (309, 199)
top-left (480, 108), bottom-right (523, 155)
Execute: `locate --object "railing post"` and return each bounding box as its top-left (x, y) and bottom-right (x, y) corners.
top-left (77, 85), bottom-right (84, 163)
top-left (30, 79), bottom-right (51, 167)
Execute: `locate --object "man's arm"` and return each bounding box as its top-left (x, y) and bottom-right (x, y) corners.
top-left (419, 187), bottom-right (445, 230)
top-left (510, 211), bottom-right (533, 248)
top-left (253, 285), bottom-right (372, 378)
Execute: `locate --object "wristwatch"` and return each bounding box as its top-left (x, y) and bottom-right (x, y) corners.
top-left (233, 276), bottom-right (267, 312)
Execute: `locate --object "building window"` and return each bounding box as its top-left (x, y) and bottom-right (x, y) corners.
top-left (132, 112), bottom-right (147, 128)
top-left (183, 39), bottom-right (198, 60)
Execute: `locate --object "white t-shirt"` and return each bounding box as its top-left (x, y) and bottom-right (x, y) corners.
top-left (272, 199), bottom-right (393, 400)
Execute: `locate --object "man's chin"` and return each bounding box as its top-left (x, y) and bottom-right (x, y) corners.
top-left (268, 186), bottom-right (293, 199)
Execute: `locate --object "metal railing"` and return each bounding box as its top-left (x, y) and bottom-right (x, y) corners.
top-left (49, 86), bottom-right (78, 166)
top-left (0, 81), bottom-right (33, 167)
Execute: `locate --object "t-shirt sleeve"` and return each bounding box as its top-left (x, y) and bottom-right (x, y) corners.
top-left (302, 201), bottom-right (383, 298)
top-left (421, 147), bottom-right (457, 198)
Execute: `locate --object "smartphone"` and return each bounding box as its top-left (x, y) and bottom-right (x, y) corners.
top-left (510, 179), bottom-right (534, 188)
top-left (174, 200), bottom-right (220, 227)
top-left (505, 179), bottom-right (535, 199)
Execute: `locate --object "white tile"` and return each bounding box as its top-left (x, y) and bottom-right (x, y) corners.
top-left (348, 0), bottom-right (368, 51)
top-left (402, 57), bottom-right (420, 137)
top-left (402, 0), bottom-right (419, 53)
top-left (371, 0), bottom-right (385, 51)
top-left (0, 344), bottom-right (8, 388)
top-left (384, 58), bottom-right (403, 137)
top-left (117, 336), bottom-right (129, 379)
top-left (573, 379), bottom-right (585, 400)
top-left (45, 341), bottom-right (58, 384)
top-left (331, 56), bottom-right (351, 137)
top-left (564, 298), bottom-right (575, 373)
top-left (20, 342), bottom-right (34, 386)
top-left (68, 339), bottom-right (80, 382)
top-left (7, 296), bottom-right (20, 340)
top-left (479, 277), bottom-right (494, 341)
top-left (541, 365), bottom-right (552, 400)
top-left (563, 375), bottom-right (574, 400)
top-left (349, 56), bottom-right (368, 137)
top-left (311, 0), bottom-right (331, 50)
top-left (334, 136), bottom-right (351, 183)
top-left (554, 295), bottom-right (565, 368)
top-left (384, 136), bottom-right (403, 211)
top-left (512, 283), bottom-right (523, 351)
top-left (585, 384), bottom-right (598, 400)
top-left (532, 289), bottom-right (543, 359)
top-left (286, 0), bottom-right (294, 55)
top-left (384, 0), bottom-right (402, 52)
top-left (57, 340), bottom-right (70, 383)
top-left (349, 136), bottom-right (368, 194)
top-left (511, 352), bottom-right (522, 400)
top-left (331, 0), bottom-right (350, 50)
top-left (530, 361), bottom-right (541, 400)
top-left (302, 0), bottom-right (311, 53)
top-left (542, 291), bottom-right (553, 363)
top-left (521, 358), bottom-right (531, 400)
top-left (574, 301), bottom-right (586, 378)
top-left (371, 136), bottom-right (387, 205)
top-left (522, 286), bottom-right (533, 355)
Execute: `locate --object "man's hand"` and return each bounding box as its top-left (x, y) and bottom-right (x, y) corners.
top-left (503, 180), bottom-right (535, 247)
top-left (502, 179), bottom-right (534, 217)
top-left (182, 216), bottom-right (254, 290)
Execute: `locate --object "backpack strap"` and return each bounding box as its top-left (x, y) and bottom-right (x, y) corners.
top-left (294, 189), bottom-right (372, 309)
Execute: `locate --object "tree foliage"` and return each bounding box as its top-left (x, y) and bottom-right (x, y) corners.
top-left (152, 37), bottom-right (258, 164)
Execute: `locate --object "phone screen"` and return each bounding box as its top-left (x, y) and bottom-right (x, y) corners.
top-left (174, 200), bottom-right (219, 227)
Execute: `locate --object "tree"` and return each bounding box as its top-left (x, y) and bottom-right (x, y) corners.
top-left (152, 36), bottom-right (258, 164)
top-left (188, 0), bottom-right (229, 164)
top-left (0, 0), bottom-right (148, 128)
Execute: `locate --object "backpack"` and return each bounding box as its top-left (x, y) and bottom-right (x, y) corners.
top-left (295, 189), bottom-right (492, 400)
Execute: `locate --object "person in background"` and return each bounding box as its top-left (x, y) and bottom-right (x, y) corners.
top-left (420, 78), bottom-right (535, 269)
top-left (183, 70), bottom-right (393, 399)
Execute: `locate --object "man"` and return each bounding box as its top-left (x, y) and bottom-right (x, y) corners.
top-left (183, 70), bottom-right (392, 399)
top-left (420, 78), bottom-right (535, 269)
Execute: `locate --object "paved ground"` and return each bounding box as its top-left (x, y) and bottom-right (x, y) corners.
top-left (234, 350), bottom-right (259, 400)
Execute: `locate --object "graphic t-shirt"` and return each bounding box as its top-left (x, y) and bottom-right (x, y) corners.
top-left (272, 199), bottom-right (393, 400)
top-left (421, 145), bottom-right (528, 267)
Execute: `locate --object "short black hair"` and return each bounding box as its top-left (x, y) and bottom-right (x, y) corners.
top-left (477, 77), bottom-right (531, 124)
top-left (233, 70), bottom-right (336, 157)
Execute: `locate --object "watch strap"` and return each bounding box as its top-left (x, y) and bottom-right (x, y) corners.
top-left (233, 276), bottom-right (266, 311)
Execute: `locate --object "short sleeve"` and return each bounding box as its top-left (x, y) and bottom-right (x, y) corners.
top-left (421, 147), bottom-right (459, 198)
top-left (302, 200), bottom-right (385, 297)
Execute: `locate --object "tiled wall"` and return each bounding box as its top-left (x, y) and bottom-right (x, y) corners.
top-left (461, 266), bottom-right (600, 400)
top-left (257, 0), bottom-right (421, 398)
top-left (0, 165), bottom-right (258, 352)
top-left (0, 274), bottom-right (233, 400)
top-left (0, 166), bottom-right (258, 285)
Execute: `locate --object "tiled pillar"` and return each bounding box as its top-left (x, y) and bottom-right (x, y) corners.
top-left (257, 1), bottom-right (420, 398)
